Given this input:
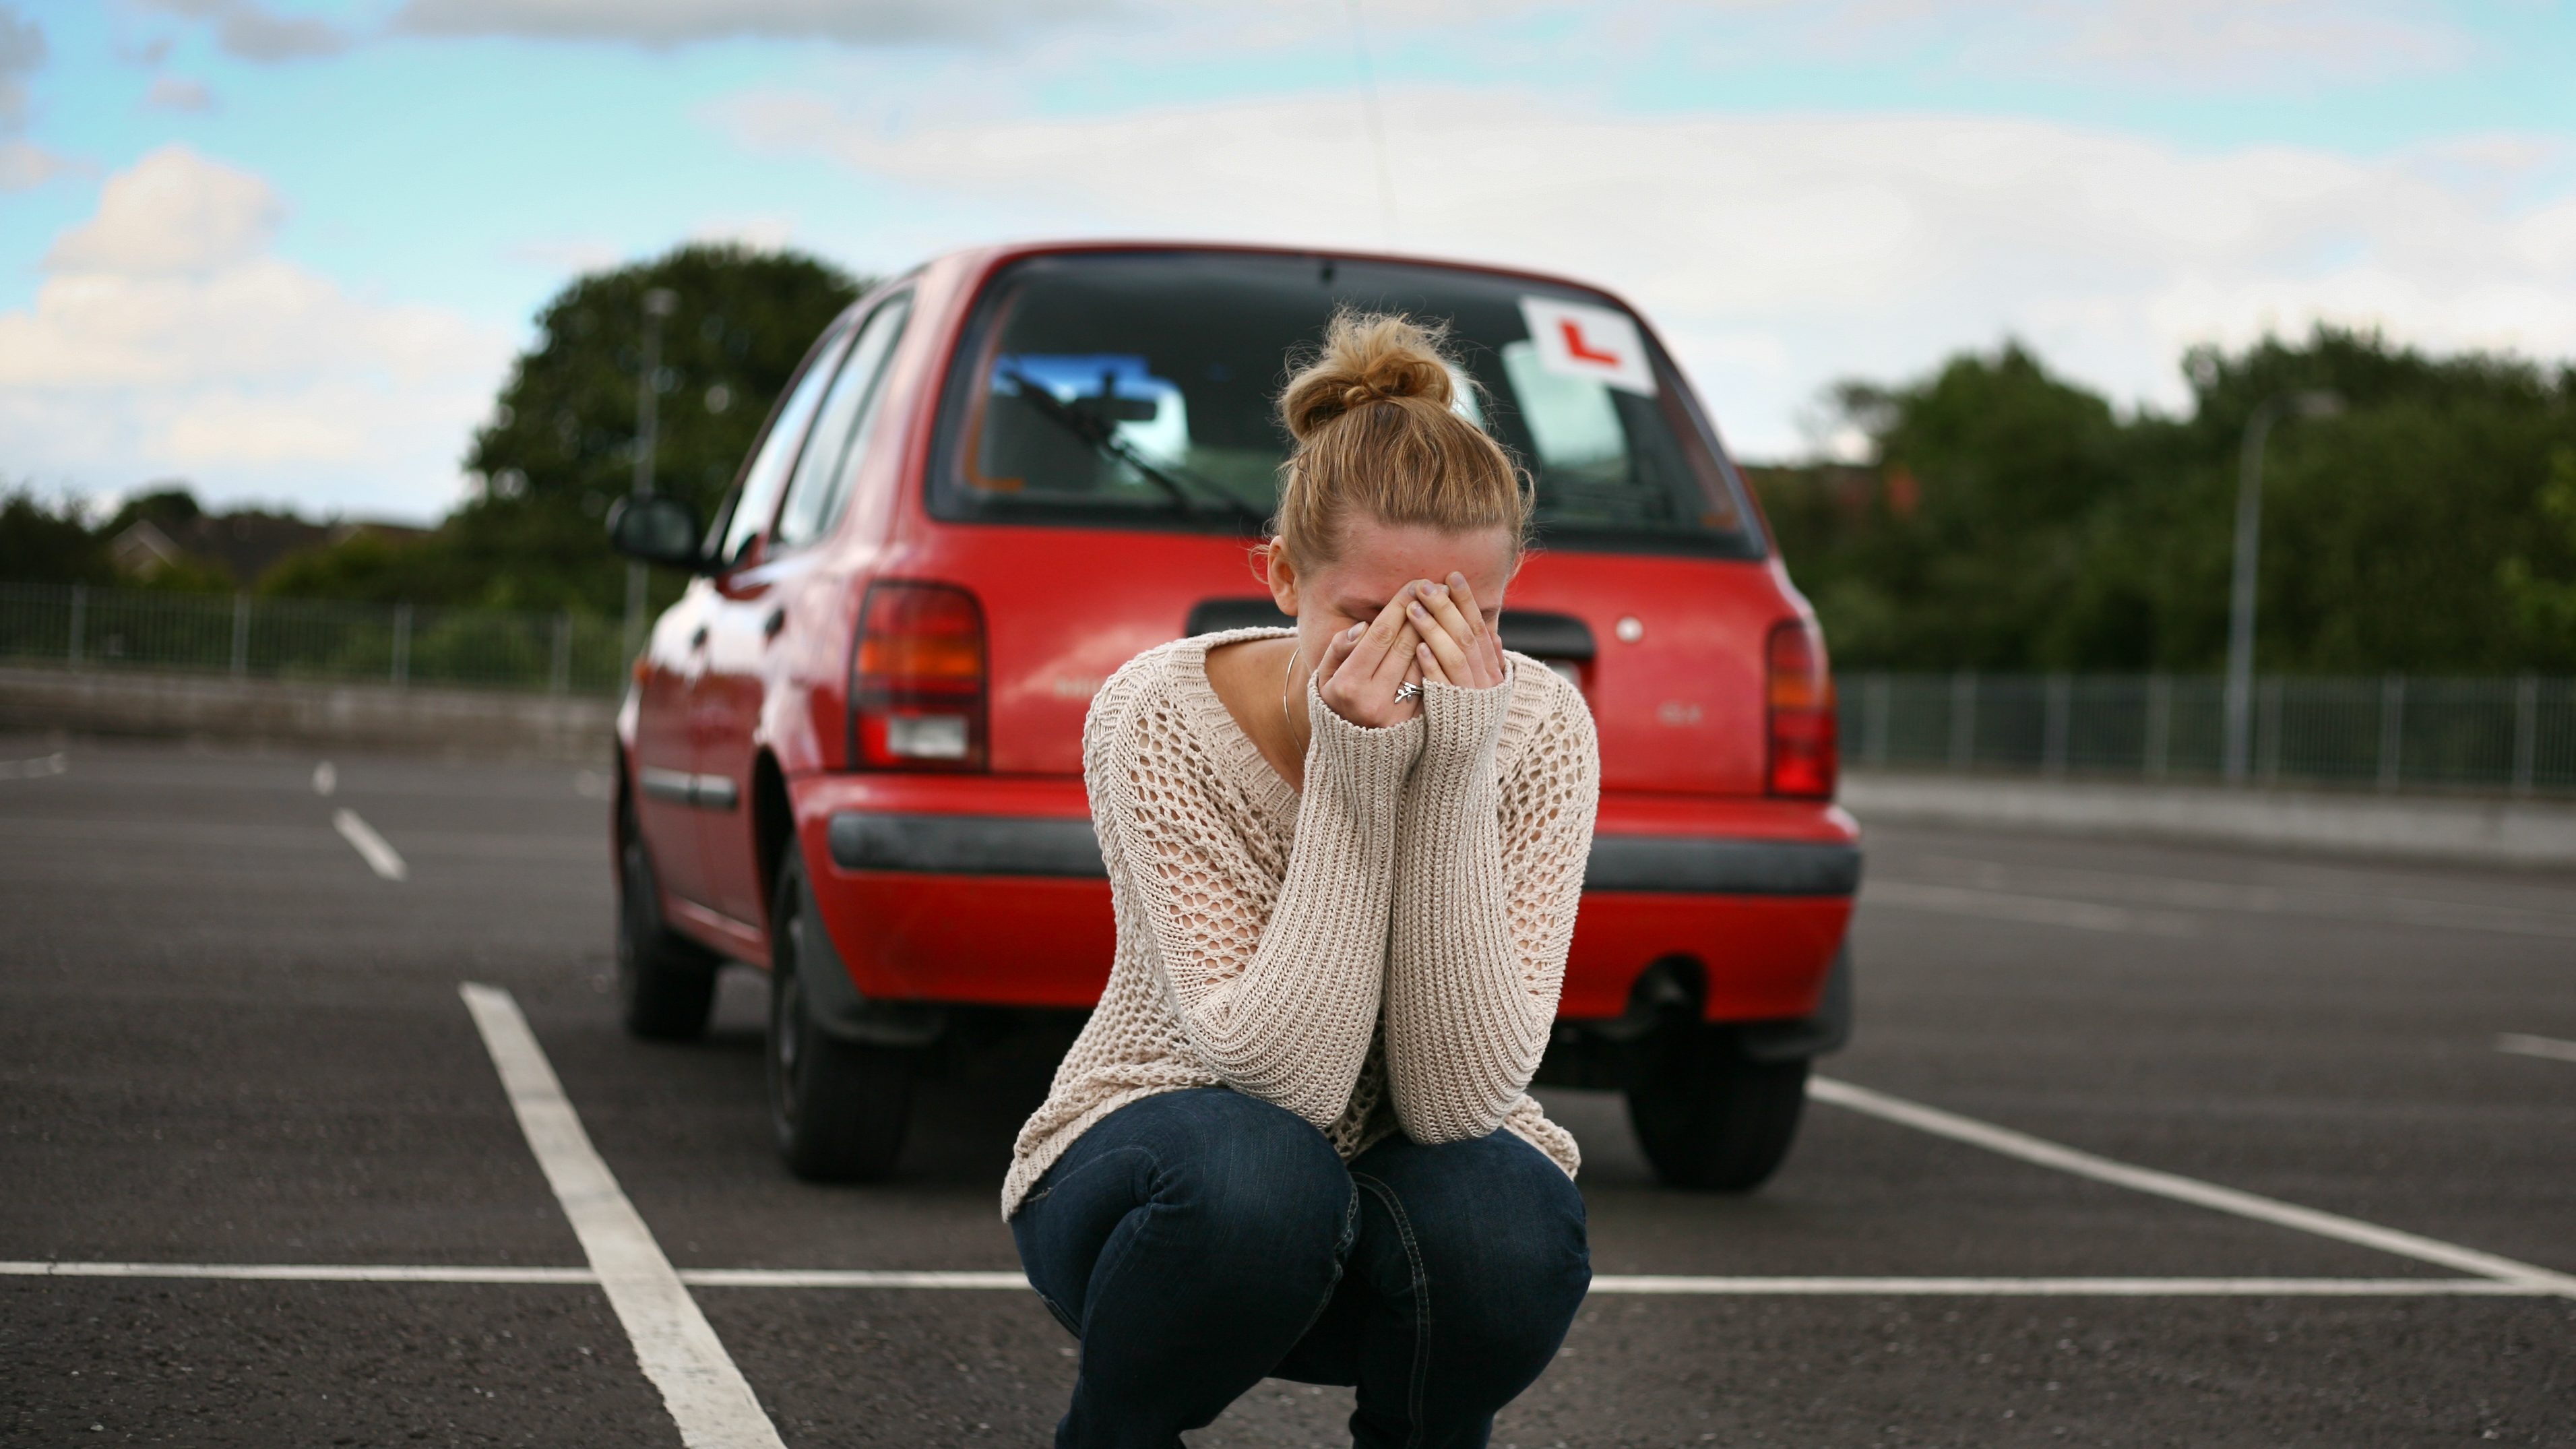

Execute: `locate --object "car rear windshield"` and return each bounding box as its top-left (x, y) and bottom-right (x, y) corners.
top-left (925, 251), bottom-right (1763, 558)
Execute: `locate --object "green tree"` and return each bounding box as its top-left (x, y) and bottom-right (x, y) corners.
top-left (0, 486), bottom-right (113, 585)
top-left (262, 243), bottom-right (867, 613)
top-left (1762, 328), bottom-right (2576, 675)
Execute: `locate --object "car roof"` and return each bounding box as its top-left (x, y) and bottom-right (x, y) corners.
top-left (923, 239), bottom-right (1643, 315)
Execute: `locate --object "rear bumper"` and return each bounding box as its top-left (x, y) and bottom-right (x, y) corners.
top-left (793, 773), bottom-right (1858, 1021)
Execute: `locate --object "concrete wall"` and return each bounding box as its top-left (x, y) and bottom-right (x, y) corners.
top-left (0, 666), bottom-right (616, 764)
top-left (1844, 770), bottom-right (2576, 870)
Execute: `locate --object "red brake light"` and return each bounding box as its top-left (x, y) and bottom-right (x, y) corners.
top-left (850, 582), bottom-right (987, 771)
top-left (1766, 619), bottom-right (1837, 799)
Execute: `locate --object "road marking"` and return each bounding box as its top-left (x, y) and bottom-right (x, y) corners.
top-left (2, 1262), bottom-right (2551, 1297)
top-left (1864, 880), bottom-right (2197, 937)
top-left (2497, 1032), bottom-right (2576, 1064)
top-left (682, 1268), bottom-right (1030, 1289)
top-left (1914, 853), bottom-right (2576, 942)
top-left (332, 808), bottom-right (406, 881)
top-left (1583, 1276), bottom-right (2544, 1297)
top-left (0, 751), bottom-right (68, 780)
top-left (1810, 1076), bottom-right (2576, 1297)
top-left (1, 1261), bottom-right (596, 1284)
top-left (460, 983), bottom-right (785, 1449)
top-left (312, 761), bottom-right (336, 797)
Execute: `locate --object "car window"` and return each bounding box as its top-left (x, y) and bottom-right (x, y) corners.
top-left (925, 252), bottom-right (1761, 558)
top-left (774, 295), bottom-right (913, 552)
top-left (716, 321), bottom-right (856, 565)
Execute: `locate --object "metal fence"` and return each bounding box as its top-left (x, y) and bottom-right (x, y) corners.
top-left (1840, 671), bottom-right (2576, 797)
top-left (0, 582), bottom-right (629, 695)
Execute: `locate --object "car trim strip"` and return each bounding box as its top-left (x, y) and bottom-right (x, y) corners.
top-left (1583, 835), bottom-right (1861, 896)
top-left (824, 811), bottom-right (1860, 896)
top-left (829, 813), bottom-right (1107, 877)
top-left (638, 768), bottom-right (740, 811)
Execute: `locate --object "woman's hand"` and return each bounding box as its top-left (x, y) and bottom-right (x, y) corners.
top-left (1315, 593), bottom-right (1429, 727)
top-left (1406, 572), bottom-right (1507, 691)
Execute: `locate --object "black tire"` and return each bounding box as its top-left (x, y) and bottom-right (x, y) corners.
top-left (767, 849), bottom-right (917, 1183)
top-left (1625, 1025), bottom-right (1810, 1191)
top-left (616, 805), bottom-right (720, 1040)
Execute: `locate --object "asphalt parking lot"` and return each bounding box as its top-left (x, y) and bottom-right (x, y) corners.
top-left (3, 736), bottom-right (2571, 1448)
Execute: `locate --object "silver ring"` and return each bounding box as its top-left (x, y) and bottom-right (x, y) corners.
top-left (1393, 681), bottom-right (1422, 704)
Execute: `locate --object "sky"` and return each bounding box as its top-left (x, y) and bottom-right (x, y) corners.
top-left (3, 0), bottom-right (2575, 524)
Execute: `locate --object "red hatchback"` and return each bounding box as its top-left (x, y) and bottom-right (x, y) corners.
top-left (608, 241), bottom-right (1859, 1190)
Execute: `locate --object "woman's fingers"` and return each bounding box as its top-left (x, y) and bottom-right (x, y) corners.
top-left (1360, 592), bottom-right (1421, 696)
top-left (1415, 641), bottom-right (1450, 687)
top-left (1408, 591), bottom-right (1475, 682)
top-left (1319, 594), bottom-right (1426, 725)
top-left (1439, 572), bottom-right (1504, 685)
top-left (1311, 627), bottom-right (1355, 693)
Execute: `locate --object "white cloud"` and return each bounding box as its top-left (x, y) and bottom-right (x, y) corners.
top-left (380, 0), bottom-right (2468, 90)
top-left (44, 145), bottom-right (279, 273)
top-left (133, 0), bottom-right (350, 61)
top-left (394, 0), bottom-right (1114, 47)
top-left (722, 86), bottom-right (2576, 456)
top-left (0, 146), bottom-right (511, 517)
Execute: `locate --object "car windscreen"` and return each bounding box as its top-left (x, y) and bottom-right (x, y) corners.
top-left (925, 251), bottom-right (1763, 558)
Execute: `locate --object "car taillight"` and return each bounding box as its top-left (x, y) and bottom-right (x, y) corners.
top-left (850, 582), bottom-right (987, 771)
top-left (1766, 619), bottom-right (1836, 799)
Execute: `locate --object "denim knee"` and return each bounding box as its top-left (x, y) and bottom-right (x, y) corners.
top-left (1355, 1131), bottom-right (1590, 1363)
top-left (1017, 1086), bottom-right (1357, 1330)
top-left (1146, 1089), bottom-right (1354, 1253)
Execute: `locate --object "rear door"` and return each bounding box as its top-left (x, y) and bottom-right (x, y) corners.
top-left (662, 317), bottom-right (853, 942)
top-left (697, 292), bottom-right (914, 929)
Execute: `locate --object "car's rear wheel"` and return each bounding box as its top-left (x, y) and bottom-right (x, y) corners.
top-left (615, 803), bottom-right (719, 1040)
top-left (767, 849), bottom-right (917, 1183)
top-left (1625, 1024), bottom-right (1810, 1191)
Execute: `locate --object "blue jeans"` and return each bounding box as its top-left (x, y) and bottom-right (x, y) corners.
top-left (1010, 1087), bottom-right (1591, 1449)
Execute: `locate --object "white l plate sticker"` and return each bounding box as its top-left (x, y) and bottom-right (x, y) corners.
top-left (1517, 297), bottom-right (1657, 397)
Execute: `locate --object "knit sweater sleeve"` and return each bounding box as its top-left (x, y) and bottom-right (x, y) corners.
top-left (1381, 666), bottom-right (1601, 1142)
top-left (1089, 665), bottom-right (1424, 1130)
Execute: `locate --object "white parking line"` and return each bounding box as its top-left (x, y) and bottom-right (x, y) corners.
top-left (1810, 1076), bottom-right (2576, 1297)
top-left (1864, 880), bottom-right (2197, 937)
top-left (683, 1268), bottom-right (1030, 1289)
top-left (2, 1261), bottom-right (2550, 1297)
top-left (332, 808), bottom-right (406, 881)
top-left (0, 751), bottom-right (68, 780)
top-left (460, 983), bottom-right (786, 1449)
top-left (1916, 853), bottom-right (2576, 942)
top-left (1, 1261), bottom-right (595, 1284)
top-left (312, 761), bottom-right (336, 797)
top-left (2496, 1032), bottom-right (2576, 1064)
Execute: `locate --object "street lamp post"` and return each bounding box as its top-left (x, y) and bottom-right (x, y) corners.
top-left (2222, 389), bottom-right (2342, 783)
top-left (623, 286), bottom-right (679, 662)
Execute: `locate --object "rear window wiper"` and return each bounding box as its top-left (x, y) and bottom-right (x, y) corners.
top-left (996, 369), bottom-right (1265, 526)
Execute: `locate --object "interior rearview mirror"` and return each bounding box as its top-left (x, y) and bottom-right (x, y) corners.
top-left (606, 495), bottom-right (708, 572)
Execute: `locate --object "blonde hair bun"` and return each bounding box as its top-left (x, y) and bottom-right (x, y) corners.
top-left (1280, 312), bottom-right (1459, 440)
top-left (1270, 309), bottom-right (1531, 566)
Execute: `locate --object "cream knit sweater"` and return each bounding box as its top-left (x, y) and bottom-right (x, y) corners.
top-left (1002, 627), bottom-right (1601, 1219)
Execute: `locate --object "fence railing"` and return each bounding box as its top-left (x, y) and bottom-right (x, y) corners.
top-left (1840, 671), bottom-right (2576, 797)
top-left (1, 582), bottom-right (629, 696)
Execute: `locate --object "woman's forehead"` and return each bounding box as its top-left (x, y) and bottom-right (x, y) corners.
top-left (1321, 520), bottom-right (1514, 598)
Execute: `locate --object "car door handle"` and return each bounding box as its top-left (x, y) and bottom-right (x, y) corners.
top-left (689, 625), bottom-right (710, 650)
top-left (762, 607), bottom-right (786, 641)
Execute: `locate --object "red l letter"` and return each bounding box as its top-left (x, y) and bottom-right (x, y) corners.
top-left (1561, 319), bottom-right (1621, 366)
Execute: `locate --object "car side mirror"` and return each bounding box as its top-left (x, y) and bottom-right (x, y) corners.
top-left (606, 495), bottom-right (710, 572)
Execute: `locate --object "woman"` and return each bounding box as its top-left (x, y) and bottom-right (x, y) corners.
top-left (1006, 311), bottom-right (1601, 1448)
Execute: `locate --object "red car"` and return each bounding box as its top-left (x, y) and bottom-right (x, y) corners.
top-left (608, 241), bottom-right (1859, 1191)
